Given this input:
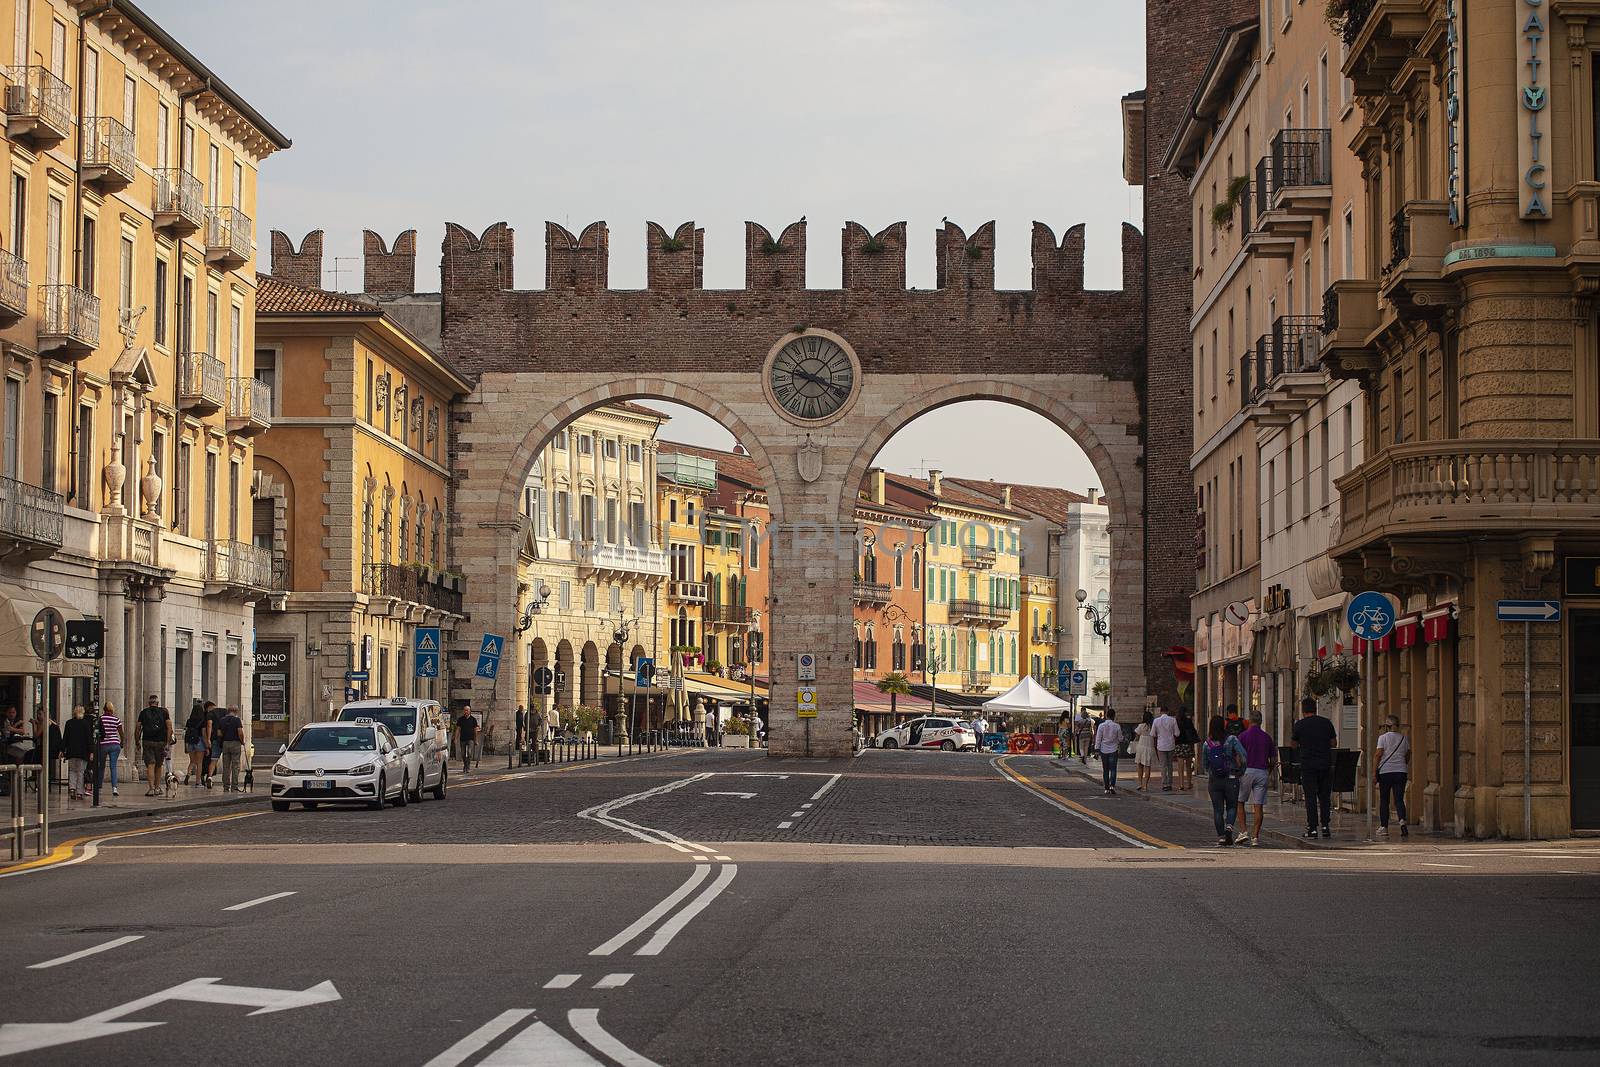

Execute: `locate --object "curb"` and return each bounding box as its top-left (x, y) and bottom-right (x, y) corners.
top-left (10, 791), bottom-right (264, 837)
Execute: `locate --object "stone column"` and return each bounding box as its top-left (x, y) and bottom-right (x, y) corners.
top-left (102, 579), bottom-right (126, 720)
top-left (138, 586), bottom-right (161, 710)
top-left (767, 520), bottom-right (855, 758)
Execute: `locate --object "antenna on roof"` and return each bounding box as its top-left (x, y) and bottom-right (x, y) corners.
top-left (328, 256), bottom-right (359, 292)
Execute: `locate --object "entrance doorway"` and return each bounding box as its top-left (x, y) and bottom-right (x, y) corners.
top-left (1571, 610), bottom-right (1600, 830)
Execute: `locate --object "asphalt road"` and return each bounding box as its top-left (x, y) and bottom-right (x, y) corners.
top-left (2, 749), bottom-right (1598, 1066)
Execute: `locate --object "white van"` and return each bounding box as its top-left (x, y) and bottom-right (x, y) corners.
top-left (336, 696), bottom-right (449, 802)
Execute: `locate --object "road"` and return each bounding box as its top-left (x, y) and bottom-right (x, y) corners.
top-left (2, 749), bottom-right (1598, 1065)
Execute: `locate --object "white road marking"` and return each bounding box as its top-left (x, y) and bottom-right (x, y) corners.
top-left (75, 977), bottom-right (340, 1025)
top-left (736, 773), bottom-right (790, 778)
top-left (222, 891), bottom-right (297, 912)
top-left (1420, 863), bottom-right (1472, 869)
top-left (544, 975), bottom-right (581, 989)
top-left (594, 973), bottom-right (632, 989)
top-left (27, 935), bottom-right (144, 970)
top-left (482, 1020), bottom-right (603, 1065)
top-left (423, 1009), bottom-right (536, 1067)
top-left (778, 821), bottom-right (794, 829)
top-left (801, 803), bottom-right (812, 809)
top-left (591, 864), bottom-right (711, 956)
top-left (636, 864), bottom-right (738, 956)
top-left (690, 855), bottom-right (707, 862)
top-left (577, 774), bottom-right (714, 853)
top-left (713, 855), bottom-right (731, 862)
top-left (569, 1008), bottom-right (663, 1067)
top-left (789, 811), bottom-right (807, 818)
top-left (809, 774), bottom-right (842, 801)
top-left (704, 791), bottom-right (757, 798)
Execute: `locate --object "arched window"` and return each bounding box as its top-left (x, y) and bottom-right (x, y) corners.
top-left (415, 497), bottom-right (426, 560)
top-left (864, 624), bottom-right (876, 670)
top-left (892, 626), bottom-right (905, 671)
top-left (431, 506), bottom-right (442, 567)
top-left (1031, 608), bottom-right (1039, 634)
top-left (361, 478), bottom-right (375, 578)
top-left (862, 542), bottom-right (877, 583)
top-left (853, 625), bottom-right (863, 670)
top-left (911, 550), bottom-right (922, 589)
top-left (893, 546), bottom-right (904, 587)
top-left (399, 493), bottom-right (411, 562)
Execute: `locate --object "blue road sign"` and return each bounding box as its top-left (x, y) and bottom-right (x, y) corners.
top-left (1057, 661), bottom-right (1071, 691)
top-left (345, 670), bottom-right (369, 682)
top-left (414, 626), bottom-right (442, 679)
top-left (1346, 591), bottom-right (1395, 641)
top-left (344, 687), bottom-right (361, 703)
top-left (475, 632), bottom-right (505, 680)
top-left (636, 658), bottom-right (655, 689)
top-left (1497, 599), bottom-right (1561, 623)
top-left (1069, 670), bottom-right (1088, 696)
top-left (415, 654), bottom-right (438, 678)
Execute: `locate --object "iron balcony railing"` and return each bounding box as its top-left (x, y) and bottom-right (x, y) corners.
top-left (964, 671), bottom-right (993, 690)
top-left (269, 554), bottom-right (290, 592)
top-left (84, 116), bottom-right (136, 187)
top-left (1247, 316), bottom-right (1324, 401)
top-left (0, 475), bottom-right (65, 548)
top-left (153, 168), bottom-right (205, 232)
top-left (704, 602), bottom-right (753, 626)
top-left (0, 248), bottom-right (27, 319)
top-left (1389, 206), bottom-right (1409, 271)
top-left (38, 284), bottom-right (100, 352)
top-left (1254, 129), bottom-right (1333, 211)
top-left (4, 65), bottom-right (70, 140)
top-left (178, 351), bottom-right (226, 411)
top-left (205, 206), bottom-right (253, 266)
top-left (226, 376), bottom-right (271, 430)
top-left (363, 563), bottom-right (464, 614)
top-left (961, 544), bottom-right (997, 568)
top-left (852, 580), bottom-right (892, 605)
top-left (206, 539), bottom-right (272, 591)
top-left (947, 599), bottom-right (1009, 626)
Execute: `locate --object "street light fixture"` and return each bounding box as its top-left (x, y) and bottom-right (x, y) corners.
top-left (609, 611), bottom-right (641, 743)
top-left (1076, 588), bottom-right (1111, 640)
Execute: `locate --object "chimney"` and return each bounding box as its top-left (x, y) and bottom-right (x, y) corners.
top-left (928, 469), bottom-right (943, 496)
top-left (1001, 485), bottom-right (1013, 509)
top-left (1087, 487), bottom-right (1101, 505)
top-left (870, 468), bottom-right (886, 505)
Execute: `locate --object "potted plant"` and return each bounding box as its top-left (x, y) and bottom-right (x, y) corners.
top-left (721, 715), bottom-right (752, 749)
top-left (571, 704), bottom-right (604, 742)
top-left (704, 659), bottom-right (723, 676)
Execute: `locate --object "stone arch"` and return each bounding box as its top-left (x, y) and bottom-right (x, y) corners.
top-left (580, 641), bottom-right (600, 707)
top-left (555, 639), bottom-right (574, 712)
top-left (529, 637), bottom-right (550, 716)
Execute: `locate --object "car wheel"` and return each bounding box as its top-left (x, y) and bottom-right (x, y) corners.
top-left (409, 770), bottom-right (425, 804)
top-left (368, 775), bottom-right (385, 811)
top-left (940, 740), bottom-right (956, 751)
top-left (393, 773), bottom-right (409, 807)
top-left (882, 738), bottom-right (898, 750)
top-left (431, 764), bottom-right (447, 800)
top-left (302, 801), bottom-right (320, 811)
top-left (271, 800), bottom-right (289, 812)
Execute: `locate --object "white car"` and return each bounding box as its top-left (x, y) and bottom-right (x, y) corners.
top-left (271, 720), bottom-right (409, 811)
top-left (337, 697), bottom-right (448, 803)
top-left (875, 717), bottom-right (978, 752)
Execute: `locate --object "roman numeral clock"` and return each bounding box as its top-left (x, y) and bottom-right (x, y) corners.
top-left (762, 330), bottom-right (862, 427)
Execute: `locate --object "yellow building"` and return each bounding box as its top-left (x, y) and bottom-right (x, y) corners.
top-left (700, 508), bottom-right (750, 674)
top-left (1021, 573), bottom-right (1060, 692)
top-left (658, 452), bottom-right (710, 677)
top-left (0, 0), bottom-right (288, 736)
top-left (251, 270), bottom-right (469, 741)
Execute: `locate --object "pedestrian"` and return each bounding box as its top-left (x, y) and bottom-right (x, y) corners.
top-left (182, 699), bottom-right (208, 785)
top-left (218, 705), bottom-right (246, 791)
top-left (1290, 696), bottom-right (1338, 840)
top-left (1234, 710), bottom-right (1276, 846)
top-left (1203, 715), bottom-right (1248, 846)
top-left (98, 702), bottom-right (123, 797)
top-left (203, 700), bottom-right (225, 788)
top-left (1056, 712), bottom-right (1072, 760)
top-left (1175, 707), bottom-right (1199, 790)
top-left (1074, 706), bottom-right (1094, 764)
top-left (1224, 703), bottom-right (1246, 737)
top-left (1376, 715), bottom-right (1410, 838)
top-left (454, 705), bottom-right (479, 775)
top-left (1132, 710), bottom-right (1156, 791)
top-left (1152, 704), bottom-right (1179, 791)
top-left (62, 705), bottom-right (93, 799)
top-left (135, 695), bottom-right (171, 797)
top-left (1094, 709), bottom-right (1124, 795)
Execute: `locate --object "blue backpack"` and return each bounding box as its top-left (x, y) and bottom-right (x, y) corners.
top-left (1205, 739), bottom-right (1239, 778)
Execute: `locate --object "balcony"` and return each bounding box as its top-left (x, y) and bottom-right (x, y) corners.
top-left (1339, 1), bottom-right (1432, 94)
top-left (153, 169), bottom-right (204, 236)
top-left (1264, 129), bottom-right (1332, 211)
top-left (962, 671), bottom-right (993, 693)
top-left (363, 563), bottom-right (464, 615)
top-left (205, 540), bottom-right (272, 596)
top-left (1382, 200), bottom-right (1455, 320)
top-left (668, 580), bottom-right (708, 603)
top-left (4, 66), bottom-right (70, 150)
top-left (576, 538), bottom-right (669, 579)
top-left (1245, 316), bottom-right (1327, 423)
top-left (1239, 181), bottom-right (1297, 260)
top-left (948, 599), bottom-right (1009, 627)
top-left (0, 476), bottom-right (64, 557)
top-left (205, 206), bottom-right (253, 270)
top-left (83, 117), bottom-right (136, 193)
top-left (961, 545), bottom-right (997, 569)
top-left (704, 602), bottom-right (752, 627)
top-left (1319, 279), bottom-right (1383, 382)
top-left (0, 248), bottom-right (27, 326)
top-left (178, 352), bottom-right (225, 414)
top-left (1334, 441), bottom-right (1600, 555)
top-left (37, 285), bottom-right (100, 357)
top-left (852, 580), bottom-right (891, 606)
top-left (226, 377), bottom-right (272, 436)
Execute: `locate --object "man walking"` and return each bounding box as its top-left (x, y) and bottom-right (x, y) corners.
top-left (454, 705), bottom-right (479, 776)
top-left (1151, 704), bottom-right (1179, 791)
top-left (202, 700), bottom-right (224, 788)
top-left (1074, 706), bottom-right (1094, 764)
top-left (218, 705), bottom-right (246, 791)
top-left (135, 695), bottom-right (171, 797)
top-left (1094, 709), bottom-right (1124, 795)
top-left (1235, 710), bottom-right (1276, 846)
top-left (1290, 696), bottom-right (1338, 839)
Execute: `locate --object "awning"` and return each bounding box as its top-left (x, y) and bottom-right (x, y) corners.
top-left (681, 672), bottom-right (767, 700)
top-left (853, 681), bottom-right (900, 715)
top-left (0, 581), bottom-right (94, 678)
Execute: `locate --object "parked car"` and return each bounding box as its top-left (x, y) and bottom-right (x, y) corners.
top-left (337, 696), bottom-right (448, 802)
top-left (874, 717), bottom-right (978, 751)
top-left (271, 720), bottom-right (409, 811)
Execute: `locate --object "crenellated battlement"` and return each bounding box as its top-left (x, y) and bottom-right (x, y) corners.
top-left (841, 222), bottom-right (907, 291)
top-left (545, 221), bottom-right (607, 290)
top-left (363, 229), bottom-right (417, 297)
top-left (935, 220), bottom-right (995, 291)
top-left (646, 221), bottom-right (703, 290)
top-left (270, 229), bottom-right (324, 289)
top-left (745, 220), bottom-right (807, 290)
top-left (443, 222), bottom-right (514, 294)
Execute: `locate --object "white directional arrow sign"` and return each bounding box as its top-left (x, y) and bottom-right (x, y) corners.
top-left (1496, 599), bottom-right (1561, 622)
top-left (0, 978), bottom-right (342, 1058)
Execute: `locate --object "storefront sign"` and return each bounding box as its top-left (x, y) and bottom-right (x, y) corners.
top-left (1444, 0), bottom-right (1465, 225)
top-left (1442, 243), bottom-right (1557, 267)
top-left (1516, 0), bottom-right (1551, 218)
top-left (253, 641), bottom-right (292, 723)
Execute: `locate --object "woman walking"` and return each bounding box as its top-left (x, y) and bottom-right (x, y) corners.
top-left (1203, 714), bottom-right (1248, 846)
top-left (98, 702), bottom-right (124, 797)
top-left (1175, 707), bottom-right (1199, 791)
top-left (61, 706), bottom-right (93, 799)
top-left (182, 699), bottom-right (208, 785)
top-left (1376, 716), bottom-right (1410, 838)
top-left (1132, 710), bottom-right (1156, 792)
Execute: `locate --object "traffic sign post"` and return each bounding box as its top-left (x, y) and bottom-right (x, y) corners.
top-left (1067, 670), bottom-right (1088, 698)
top-left (29, 608), bottom-right (64, 855)
top-left (1346, 591), bottom-right (1396, 842)
top-left (635, 658), bottom-right (655, 690)
top-left (1499, 600), bottom-right (1562, 839)
top-left (475, 634), bottom-right (504, 680)
top-left (414, 627), bottom-right (441, 680)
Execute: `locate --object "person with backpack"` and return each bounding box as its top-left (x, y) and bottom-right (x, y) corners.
top-left (202, 700), bottom-right (225, 788)
top-left (1203, 714), bottom-right (1248, 846)
top-left (135, 695), bottom-right (172, 798)
top-left (1375, 716), bottom-right (1411, 838)
top-left (181, 699), bottom-right (208, 786)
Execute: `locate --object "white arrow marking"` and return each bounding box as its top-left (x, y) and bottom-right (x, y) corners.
top-left (28, 935), bottom-right (144, 970)
top-left (569, 1009), bottom-right (663, 1067)
top-left (481, 1020), bottom-right (604, 1065)
top-left (80, 977), bottom-right (341, 1023)
top-left (704, 791), bottom-right (757, 798)
top-left (0, 1021), bottom-right (163, 1058)
top-left (423, 1009), bottom-right (535, 1067)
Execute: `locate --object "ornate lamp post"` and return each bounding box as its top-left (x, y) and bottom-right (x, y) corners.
top-left (610, 612), bottom-right (640, 743)
top-left (1076, 588), bottom-right (1111, 713)
top-left (511, 584), bottom-right (550, 764)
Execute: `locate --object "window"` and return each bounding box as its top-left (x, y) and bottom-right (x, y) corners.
top-left (118, 236), bottom-right (134, 315)
top-left (232, 162), bottom-right (243, 209)
top-left (602, 439), bottom-right (617, 460)
top-left (1320, 419), bottom-right (1331, 508)
top-left (254, 349), bottom-right (279, 415)
top-left (230, 304), bottom-right (241, 378)
top-left (1265, 458), bottom-right (1275, 535)
top-left (578, 435), bottom-right (593, 456)
top-left (206, 288), bottom-right (218, 358)
top-left (208, 144), bottom-right (220, 204)
top-left (580, 493), bottom-right (596, 541)
top-left (174, 439), bottom-right (191, 534)
top-left (1318, 51), bottom-right (1329, 127)
top-left (610, 585), bottom-right (621, 613)
top-left (1301, 430), bottom-right (1312, 519)
top-left (156, 103), bottom-right (169, 170)
top-left (40, 391), bottom-right (56, 492)
top-left (229, 459), bottom-right (240, 541)
top-left (123, 74), bottom-right (136, 133)
top-left (605, 497), bottom-right (618, 544)
top-left (74, 403), bottom-right (92, 508)
top-left (153, 259), bottom-right (168, 346)
top-left (912, 551), bottom-right (921, 589)
top-left (79, 215), bottom-right (95, 294)
top-left (179, 274), bottom-right (193, 352)
top-left (10, 174), bottom-right (25, 254)
top-left (668, 498), bottom-right (677, 524)
top-left (635, 588), bottom-right (645, 617)
top-left (2, 378), bottom-right (18, 480)
top-left (149, 429), bottom-right (164, 518)
top-left (44, 195), bottom-right (61, 286)
top-left (893, 547), bottom-right (904, 587)
top-left (11, 0), bottom-right (26, 69)
top-left (559, 581), bottom-right (572, 611)
top-left (204, 451), bottom-right (217, 540)
top-left (555, 490), bottom-right (570, 538)
top-left (365, 360), bottom-right (374, 422)
top-left (48, 18), bottom-right (64, 78)
top-left (1392, 367), bottom-right (1405, 443)
top-left (584, 584), bottom-right (596, 612)
top-left (628, 443), bottom-right (641, 464)
top-left (747, 526), bottom-right (759, 569)
top-left (553, 430), bottom-right (567, 450)
top-left (181, 123), bottom-right (194, 173)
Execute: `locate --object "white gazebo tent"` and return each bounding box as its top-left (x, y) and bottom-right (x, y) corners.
top-left (982, 676), bottom-right (1074, 720)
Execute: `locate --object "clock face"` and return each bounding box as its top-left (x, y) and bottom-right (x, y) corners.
top-left (769, 336), bottom-right (856, 422)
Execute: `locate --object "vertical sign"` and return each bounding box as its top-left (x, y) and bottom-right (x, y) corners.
top-left (476, 633), bottom-right (504, 679)
top-left (1444, 0), bottom-right (1464, 226)
top-left (253, 641), bottom-right (291, 722)
top-left (1516, 0), bottom-right (1550, 219)
top-left (413, 627), bottom-right (440, 679)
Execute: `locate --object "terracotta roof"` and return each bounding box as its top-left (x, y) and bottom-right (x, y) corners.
top-left (615, 400), bottom-right (670, 420)
top-left (945, 478), bottom-right (1100, 524)
top-left (257, 275), bottom-right (380, 315)
top-left (876, 471), bottom-right (1024, 519)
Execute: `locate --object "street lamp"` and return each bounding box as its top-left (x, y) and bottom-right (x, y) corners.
top-left (1076, 588), bottom-right (1110, 639)
top-left (610, 612), bottom-right (641, 743)
top-left (510, 584), bottom-right (551, 766)
top-left (926, 650), bottom-right (944, 716)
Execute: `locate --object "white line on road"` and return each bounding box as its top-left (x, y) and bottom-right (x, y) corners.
top-left (809, 773), bottom-right (842, 801)
top-left (594, 973), bottom-right (632, 989)
top-left (422, 1009), bottom-right (536, 1067)
top-left (789, 811), bottom-right (806, 818)
top-left (704, 791), bottom-right (757, 798)
top-left (636, 864), bottom-right (738, 956)
top-left (222, 891), bottom-right (297, 912)
top-left (591, 864), bottom-right (711, 957)
top-left (713, 854), bottom-right (731, 861)
top-left (778, 821), bottom-right (793, 829)
top-left (569, 1009), bottom-right (663, 1067)
top-left (482, 1020), bottom-right (604, 1065)
top-left (577, 774), bottom-right (714, 853)
top-left (545, 975), bottom-right (581, 989)
top-left (1420, 863), bottom-right (1473, 869)
top-left (27, 935), bottom-right (144, 970)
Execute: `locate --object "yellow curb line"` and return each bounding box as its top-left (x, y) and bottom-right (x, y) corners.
top-left (0, 808), bottom-right (265, 878)
top-left (996, 755), bottom-right (1182, 850)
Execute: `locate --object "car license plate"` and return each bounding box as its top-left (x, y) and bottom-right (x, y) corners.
top-left (304, 780), bottom-right (336, 790)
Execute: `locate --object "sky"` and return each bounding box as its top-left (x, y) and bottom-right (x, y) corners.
top-left (150, 0), bottom-right (1144, 491)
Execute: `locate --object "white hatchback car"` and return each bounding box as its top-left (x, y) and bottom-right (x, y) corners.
top-left (271, 720), bottom-right (409, 811)
top-left (337, 697), bottom-right (448, 803)
top-left (874, 717), bottom-right (978, 752)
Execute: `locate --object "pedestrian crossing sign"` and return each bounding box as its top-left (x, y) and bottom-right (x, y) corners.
top-left (414, 627), bottom-right (440, 654)
top-left (481, 635), bottom-right (504, 658)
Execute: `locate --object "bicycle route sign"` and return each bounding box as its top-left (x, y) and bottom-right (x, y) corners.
top-left (1346, 591), bottom-right (1395, 641)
